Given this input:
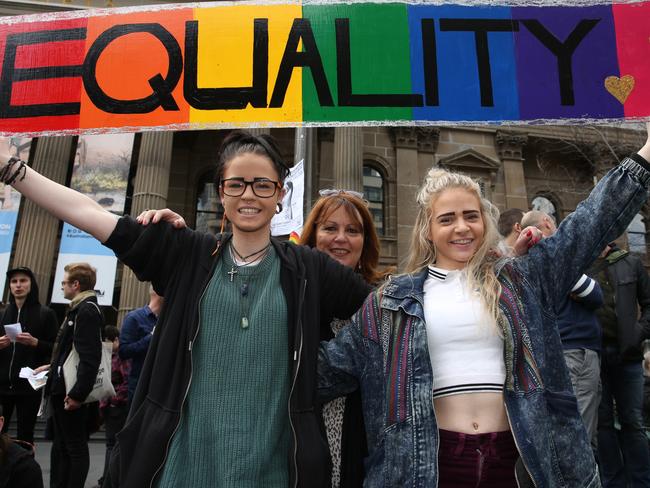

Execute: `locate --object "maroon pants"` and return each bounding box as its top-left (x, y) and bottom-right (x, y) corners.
top-left (438, 429), bottom-right (519, 488)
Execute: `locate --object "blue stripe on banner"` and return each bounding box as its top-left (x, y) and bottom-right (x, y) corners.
top-left (58, 222), bottom-right (116, 257)
top-left (408, 4), bottom-right (520, 122)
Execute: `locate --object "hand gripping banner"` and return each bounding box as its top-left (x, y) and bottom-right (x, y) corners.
top-left (1, 0), bottom-right (649, 136)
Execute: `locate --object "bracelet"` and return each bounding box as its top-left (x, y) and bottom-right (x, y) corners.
top-left (0, 157), bottom-right (19, 183)
top-left (2, 157), bottom-right (26, 186)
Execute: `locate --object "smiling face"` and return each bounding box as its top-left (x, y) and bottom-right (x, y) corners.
top-left (219, 152), bottom-right (284, 237)
top-left (428, 187), bottom-right (485, 270)
top-left (315, 206), bottom-right (364, 269)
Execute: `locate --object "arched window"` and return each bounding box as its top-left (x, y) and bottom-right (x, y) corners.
top-left (627, 213), bottom-right (646, 255)
top-left (195, 170), bottom-right (223, 234)
top-left (531, 195), bottom-right (558, 224)
top-left (363, 163), bottom-right (385, 235)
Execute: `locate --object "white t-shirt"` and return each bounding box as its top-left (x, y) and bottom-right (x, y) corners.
top-left (423, 266), bottom-right (505, 399)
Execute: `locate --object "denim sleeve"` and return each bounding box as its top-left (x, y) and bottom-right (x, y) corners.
top-left (520, 158), bottom-right (650, 307)
top-left (317, 308), bottom-right (369, 403)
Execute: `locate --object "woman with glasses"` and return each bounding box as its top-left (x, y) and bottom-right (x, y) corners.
top-left (0, 131), bottom-right (371, 488)
top-left (299, 190), bottom-right (389, 488)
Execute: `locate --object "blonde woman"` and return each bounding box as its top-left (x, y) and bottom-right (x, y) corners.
top-left (317, 127), bottom-right (650, 487)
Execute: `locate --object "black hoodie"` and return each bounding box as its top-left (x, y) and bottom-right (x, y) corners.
top-left (0, 269), bottom-right (58, 395)
top-left (0, 437), bottom-right (43, 488)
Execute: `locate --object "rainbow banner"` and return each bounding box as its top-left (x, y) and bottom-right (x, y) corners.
top-left (0, 0), bottom-right (649, 136)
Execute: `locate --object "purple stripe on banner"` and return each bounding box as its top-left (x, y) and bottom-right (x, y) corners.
top-left (512, 5), bottom-right (623, 120)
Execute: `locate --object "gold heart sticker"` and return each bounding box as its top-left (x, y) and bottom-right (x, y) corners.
top-left (604, 75), bottom-right (635, 104)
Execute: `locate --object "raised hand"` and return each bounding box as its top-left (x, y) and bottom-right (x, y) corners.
top-left (513, 226), bottom-right (543, 256)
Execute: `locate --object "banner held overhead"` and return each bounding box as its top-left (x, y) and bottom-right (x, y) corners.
top-left (0, 0), bottom-right (649, 135)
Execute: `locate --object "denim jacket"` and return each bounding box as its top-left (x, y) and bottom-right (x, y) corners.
top-left (318, 158), bottom-right (650, 487)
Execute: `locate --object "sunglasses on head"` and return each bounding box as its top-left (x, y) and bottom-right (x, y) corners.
top-left (318, 189), bottom-right (365, 200)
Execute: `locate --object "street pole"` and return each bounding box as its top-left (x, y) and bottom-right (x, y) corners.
top-left (294, 127), bottom-right (314, 220)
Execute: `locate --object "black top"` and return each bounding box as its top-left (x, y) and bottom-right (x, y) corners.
top-left (103, 216), bottom-right (371, 488)
top-left (45, 295), bottom-right (103, 402)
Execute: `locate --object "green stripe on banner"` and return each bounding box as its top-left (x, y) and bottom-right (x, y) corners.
top-left (302, 3), bottom-right (415, 122)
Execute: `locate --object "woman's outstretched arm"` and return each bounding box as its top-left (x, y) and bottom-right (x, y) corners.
top-left (521, 123), bottom-right (650, 305)
top-left (3, 157), bottom-right (118, 242)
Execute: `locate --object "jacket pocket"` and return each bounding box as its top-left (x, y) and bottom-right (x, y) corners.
top-left (382, 421), bottom-right (414, 487)
top-left (544, 390), bottom-right (596, 487)
top-left (112, 397), bottom-right (180, 488)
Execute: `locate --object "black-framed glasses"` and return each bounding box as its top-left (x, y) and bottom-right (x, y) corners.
top-left (221, 177), bottom-right (281, 198)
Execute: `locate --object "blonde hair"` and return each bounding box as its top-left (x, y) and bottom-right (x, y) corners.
top-left (404, 168), bottom-right (503, 331)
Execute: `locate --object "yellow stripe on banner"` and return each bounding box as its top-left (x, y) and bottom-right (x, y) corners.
top-left (189, 4), bottom-right (302, 126)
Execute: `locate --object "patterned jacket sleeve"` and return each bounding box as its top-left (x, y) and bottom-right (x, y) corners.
top-left (318, 291), bottom-right (378, 403)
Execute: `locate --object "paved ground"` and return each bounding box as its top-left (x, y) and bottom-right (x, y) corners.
top-left (34, 439), bottom-right (107, 488)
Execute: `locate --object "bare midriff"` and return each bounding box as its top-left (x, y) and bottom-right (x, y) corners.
top-left (433, 392), bottom-right (510, 434)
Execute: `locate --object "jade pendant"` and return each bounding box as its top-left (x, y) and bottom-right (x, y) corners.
top-left (241, 317), bottom-right (249, 329)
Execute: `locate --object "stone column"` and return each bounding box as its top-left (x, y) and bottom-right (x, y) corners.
top-left (496, 131), bottom-right (529, 210)
top-left (393, 128), bottom-right (421, 263)
top-left (12, 136), bottom-right (74, 304)
top-left (117, 132), bottom-right (173, 325)
top-left (333, 127), bottom-right (363, 192)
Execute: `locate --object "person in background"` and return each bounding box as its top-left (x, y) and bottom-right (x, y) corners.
top-left (0, 267), bottom-right (58, 445)
top-left (43, 262), bottom-right (103, 488)
top-left (118, 287), bottom-right (161, 404)
top-left (0, 404), bottom-right (43, 488)
top-left (497, 208), bottom-right (524, 256)
top-left (588, 241), bottom-right (650, 487)
top-left (300, 190), bottom-right (389, 488)
top-left (95, 325), bottom-right (130, 488)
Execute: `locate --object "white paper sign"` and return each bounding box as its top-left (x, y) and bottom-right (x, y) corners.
top-left (271, 159), bottom-right (304, 236)
top-left (19, 367), bottom-right (48, 390)
top-left (3, 322), bottom-right (21, 342)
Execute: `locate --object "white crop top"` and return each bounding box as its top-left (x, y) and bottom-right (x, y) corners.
top-left (423, 266), bottom-right (505, 399)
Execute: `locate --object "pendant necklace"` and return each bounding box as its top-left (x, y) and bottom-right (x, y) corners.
top-left (227, 242), bottom-right (270, 282)
top-left (228, 242), bottom-right (270, 329)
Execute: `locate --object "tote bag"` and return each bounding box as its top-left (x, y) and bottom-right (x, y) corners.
top-left (62, 303), bottom-right (115, 404)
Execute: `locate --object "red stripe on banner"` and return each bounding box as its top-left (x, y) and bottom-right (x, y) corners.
top-left (0, 18), bottom-right (87, 134)
top-left (14, 39), bottom-right (86, 69)
top-left (11, 77), bottom-right (83, 106)
top-left (612, 3), bottom-right (650, 117)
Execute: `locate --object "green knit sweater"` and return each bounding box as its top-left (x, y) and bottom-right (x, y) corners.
top-left (156, 247), bottom-right (290, 488)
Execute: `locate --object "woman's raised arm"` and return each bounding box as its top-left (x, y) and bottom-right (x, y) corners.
top-left (3, 157), bottom-right (118, 242)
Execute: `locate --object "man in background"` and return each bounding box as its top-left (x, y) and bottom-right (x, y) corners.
top-left (119, 286), bottom-right (162, 403)
top-left (589, 242), bottom-right (650, 487)
top-left (497, 208), bottom-right (524, 256)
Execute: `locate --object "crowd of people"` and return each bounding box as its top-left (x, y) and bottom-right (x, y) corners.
top-left (0, 126), bottom-right (648, 488)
